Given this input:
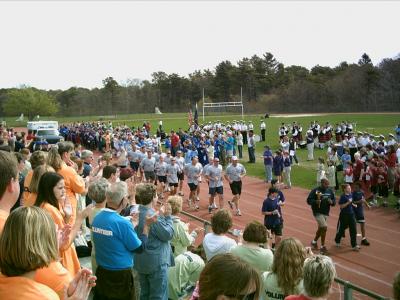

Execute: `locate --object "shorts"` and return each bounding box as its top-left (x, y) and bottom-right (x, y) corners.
top-left (130, 161), bottom-right (139, 171)
top-left (157, 175), bottom-right (167, 183)
top-left (355, 211), bottom-right (365, 223)
top-left (209, 186), bottom-right (223, 196)
top-left (169, 182), bottom-right (178, 187)
top-left (144, 171), bottom-right (156, 181)
top-left (229, 181), bottom-right (242, 195)
top-left (226, 150), bottom-right (233, 157)
top-left (178, 172), bottom-right (184, 181)
top-left (188, 182), bottom-right (198, 191)
top-left (265, 223), bottom-right (283, 236)
top-left (314, 213), bottom-right (328, 228)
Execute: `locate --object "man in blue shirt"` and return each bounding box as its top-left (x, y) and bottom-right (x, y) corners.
top-left (92, 181), bottom-right (153, 300)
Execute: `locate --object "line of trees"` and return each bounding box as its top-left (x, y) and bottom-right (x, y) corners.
top-left (1, 52), bottom-right (399, 119)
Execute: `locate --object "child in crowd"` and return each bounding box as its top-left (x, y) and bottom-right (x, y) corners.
top-left (262, 187), bottom-right (284, 249)
top-left (326, 160), bottom-right (336, 189)
top-left (317, 157), bottom-right (326, 184)
top-left (344, 163), bottom-right (353, 185)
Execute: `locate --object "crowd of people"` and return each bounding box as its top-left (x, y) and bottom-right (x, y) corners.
top-left (0, 119), bottom-right (399, 300)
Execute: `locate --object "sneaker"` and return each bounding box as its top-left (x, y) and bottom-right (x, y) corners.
top-left (179, 192), bottom-right (184, 196)
top-left (212, 203), bottom-right (218, 209)
top-left (319, 246), bottom-right (328, 254)
top-left (311, 240), bottom-right (318, 250)
top-left (196, 196), bottom-right (200, 202)
top-left (228, 201), bottom-right (234, 210)
top-left (195, 205), bottom-right (199, 210)
top-left (361, 238), bottom-right (370, 246)
top-left (352, 245), bottom-right (360, 251)
top-left (336, 243), bottom-right (341, 248)
top-left (236, 209), bottom-right (242, 216)
top-left (208, 206), bottom-right (212, 214)
top-left (187, 199), bottom-right (192, 208)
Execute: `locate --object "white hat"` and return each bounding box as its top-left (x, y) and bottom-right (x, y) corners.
top-left (232, 156), bottom-right (238, 160)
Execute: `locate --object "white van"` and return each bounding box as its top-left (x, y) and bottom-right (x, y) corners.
top-left (27, 121), bottom-right (59, 134)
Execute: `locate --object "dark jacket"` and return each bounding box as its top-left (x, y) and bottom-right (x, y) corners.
top-left (307, 187), bottom-right (336, 216)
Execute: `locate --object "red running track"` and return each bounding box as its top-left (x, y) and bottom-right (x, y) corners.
top-left (178, 176), bottom-right (400, 299)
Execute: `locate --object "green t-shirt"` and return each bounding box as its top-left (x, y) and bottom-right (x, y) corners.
top-left (231, 245), bottom-right (273, 273)
top-left (261, 272), bottom-right (303, 300)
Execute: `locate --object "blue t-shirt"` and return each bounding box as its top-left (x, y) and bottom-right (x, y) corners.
top-left (339, 194), bottom-right (354, 215)
top-left (262, 197), bottom-right (281, 227)
top-left (352, 190), bottom-right (364, 215)
top-left (225, 136), bottom-right (234, 151)
top-left (92, 209), bottom-right (142, 270)
top-left (263, 150), bottom-right (273, 166)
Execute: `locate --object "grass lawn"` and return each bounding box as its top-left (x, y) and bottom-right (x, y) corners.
top-left (5, 112), bottom-right (399, 206)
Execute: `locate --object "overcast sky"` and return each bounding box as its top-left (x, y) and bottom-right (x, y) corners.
top-left (0, 1), bottom-right (399, 90)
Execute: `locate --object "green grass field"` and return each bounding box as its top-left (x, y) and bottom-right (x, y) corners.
top-left (4, 112), bottom-right (399, 205)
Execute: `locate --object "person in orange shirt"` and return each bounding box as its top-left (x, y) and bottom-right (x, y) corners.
top-left (47, 142), bottom-right (86, 226)
top-left (23, 150), bottom-right (47, 206)
top-left (24, 164), bottom-right (55, 207)
top-left (0, 151), bottom-right (20, 232)
top-left (0, 206), bottom-right (95, 300)
top-left (35, 172), bottom-right (91, 277)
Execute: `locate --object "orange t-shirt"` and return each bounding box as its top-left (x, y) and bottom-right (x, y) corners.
top-left (23, 170), bottom-right (34, 206)
top-left (58, 164), bottom-right (85, 226)
top-left (41, 203), bottom-right (80, 277)
top-left (35, 261), bottom-right (72, 300)
top-left (0, 209), bottom-right (9, 234)
top-left (0, 275), bottom-right (59, 300)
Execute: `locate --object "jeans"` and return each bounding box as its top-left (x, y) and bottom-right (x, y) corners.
top-left (139, 264), bottom-right (168, 300)
top-left (248, 147), bottom-right (255, 163)
top-left (237, 145), bottom-right (243, 158)
top-left (265, 165), bottom-right (272, 182)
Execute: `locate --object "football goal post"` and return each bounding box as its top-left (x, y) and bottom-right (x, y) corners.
top-left (201, 88), bottom-right (244, 121)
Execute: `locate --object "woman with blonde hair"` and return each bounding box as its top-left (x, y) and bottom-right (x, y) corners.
top-left (47, 142), bottom-right (86, 225)
top-left (0, 206), bottom-right (95, 300)
top-left (261, 237), bottom-right (309, 300)
top-left (24, 165), bottom-right (55, 207)
top-left (286, 255), bottom-right (336, 300)
top-left (168, 195), bottom-right (201, 257)
top-left (35, 172), bottom-right (91, 277)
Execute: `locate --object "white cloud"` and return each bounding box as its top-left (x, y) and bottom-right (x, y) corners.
top-left (0, 1), bottom-right (399, 90)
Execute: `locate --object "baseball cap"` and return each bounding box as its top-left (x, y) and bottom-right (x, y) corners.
top-left (232, 156), bottom-right (238, 161)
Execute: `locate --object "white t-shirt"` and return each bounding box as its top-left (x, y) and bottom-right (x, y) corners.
top-left (203, 232), bottom-right (237, 261)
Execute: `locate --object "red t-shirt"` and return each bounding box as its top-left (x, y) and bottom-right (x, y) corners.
top-left (353, 159), bottom-right (364, 180)
top-left (385, 153), bottom-right (397, 168)
top-left (285, 295), bottom-right (311, 300)
top-left (171, 134), bottom-right (180, 148)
